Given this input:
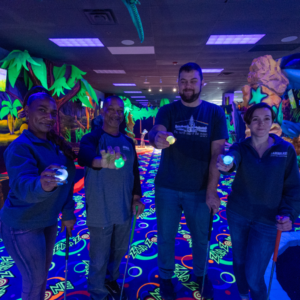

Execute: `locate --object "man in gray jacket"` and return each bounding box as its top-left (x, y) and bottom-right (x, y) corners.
top-left (78, 96), bottom-right (144, 300)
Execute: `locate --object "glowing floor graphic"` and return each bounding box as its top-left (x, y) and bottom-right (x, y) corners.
top-left (0, 148), bottom-right (299, 299)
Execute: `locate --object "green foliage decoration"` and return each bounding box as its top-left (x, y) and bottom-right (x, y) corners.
top-left (0, 50), bottom-right (40, 88)
top-left (0, 95), bottom-right (22, 120)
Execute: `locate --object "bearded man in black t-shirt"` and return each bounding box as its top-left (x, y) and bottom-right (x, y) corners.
top-left (149, 62), bottom-right (228, 300)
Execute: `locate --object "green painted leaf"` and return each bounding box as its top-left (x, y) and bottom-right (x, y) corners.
top-left (75, 81), bottom-right (93, 108)
top-left (8, 61), bottom-right (21, 88)
top-left (81, 79), bottom-right (98, 104)
top-left (31, 58), bottom-right (48, 89)
top-left (24, 69), bottom-right (29, 87)
top-left (1, 60), bottom-right (10, 69)
top-left (23, 51), bottom-right (40, 67)
top-left (66, 65), bottom-right (86, 87)
top-left (78, 93), bottom-right (93, 108)
top-left (1, 101), bottom-right (12, 108)
top-left (8, 50), bottom-right (39, 72)
top-left (160, 98), bottom-right (170, 107)
top-left (13, 99), bottom-right (22, 108)
top-left (11, 107), bottom-right (18, 118)
top-left (49, 77), bottom-right (71, 97)
top-left (28, 77), bottom-right (33, 90)
top-left (0, 107), bottom-right (10, 119)
top-left (53, 65), bottom-right (66, 81)
top-left (0, 50), bottom-right (22, 64)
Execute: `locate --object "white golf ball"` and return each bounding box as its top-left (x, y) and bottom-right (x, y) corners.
top-left (223, 156), bottom-right (234, 165)
top-left (55, 169), bottom-right (68, 181)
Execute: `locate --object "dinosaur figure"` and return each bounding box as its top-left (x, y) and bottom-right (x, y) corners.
top-left (121, 0), bottom-right (144, 43)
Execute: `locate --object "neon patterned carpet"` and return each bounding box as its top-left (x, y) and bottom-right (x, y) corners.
top-left (0, 148), bottom-right (299, 300)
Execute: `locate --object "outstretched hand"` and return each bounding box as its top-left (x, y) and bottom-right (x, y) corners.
top-left (216, 155), bottom-right (234, 172)
top-left (100, 146), bottom-right (127, 169)
top-left (40, 164), bottom-right (67, 192)
top-left (154, 131), bottom-right (175, 149)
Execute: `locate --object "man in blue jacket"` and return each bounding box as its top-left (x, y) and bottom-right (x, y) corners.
top-left (78, 96), bottom-right (145, 300)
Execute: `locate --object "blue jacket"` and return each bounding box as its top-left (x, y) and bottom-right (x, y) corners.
top-left (224, 134), bottom-right (300, 225)
top-left (0, 130), bottom-right (76, 229)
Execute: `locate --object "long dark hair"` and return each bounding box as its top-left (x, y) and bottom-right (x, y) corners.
top-left (23, 86), bottom-right (77, 161)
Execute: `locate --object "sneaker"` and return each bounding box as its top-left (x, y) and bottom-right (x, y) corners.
top-left (105, 280), bottom-right (128, 300)
top-left (159, 278), bottom-right (176, 300)
top-left (196, 275), bottom-right (214, 299)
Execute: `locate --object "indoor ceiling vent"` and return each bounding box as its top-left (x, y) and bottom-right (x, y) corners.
top-left (249, 44), bottom-right (300, 52)
top-left (84, 9), bottom-right (116, 25)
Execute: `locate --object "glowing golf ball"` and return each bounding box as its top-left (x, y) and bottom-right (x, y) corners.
top-left (166, 136), bottom-right (176, 145)
top-left (223, 155), bottom-right (234, 165)
top-left (114, 157), bottom-right (125, 168)
top-left (54, 169), bottom-right (68, 181)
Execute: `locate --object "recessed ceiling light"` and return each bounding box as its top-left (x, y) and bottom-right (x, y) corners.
top-left (113, 83), bottom-right (136, 86)
top-left (206, 34), bottom-right (265, 45)
top-left (159, 88), bottom-right (162, 92)
top-left (49, 38), bottom-right (104, 47)
top-left (148, 88), bottom-right (152, 92)
top-left (107, 46), bottom-right (155, 55)
top-left (94, 70), bottom-right (126, 74)
top-left (202, 69), bottom-right (224, 73)
top-left (234, 91), bottom-right (243, 93)
top-left (281, 36), bottom-right (298, 42)
top-left (173, 88), bottom-right (177, 92)
top-left (124, 91), bottom-right (142, 93)
top-left (176, 96), bottom-right (181, 98)
top-left (122, 40), bottom-right (135, 45)
top-left (136, 100), bottom-right (148, 101)
top-left (131, 96), bottom-right (146, 98)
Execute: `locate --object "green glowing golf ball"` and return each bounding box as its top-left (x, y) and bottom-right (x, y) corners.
top-left (166, 136), bottom-right (176, 145)
top-left (114, 157), bottom-right (125, 168)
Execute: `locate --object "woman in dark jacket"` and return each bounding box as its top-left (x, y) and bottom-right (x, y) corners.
top-left (217, 102), bottom-right (300, 300)
top-left (0, 87), bottom-right (77, 300)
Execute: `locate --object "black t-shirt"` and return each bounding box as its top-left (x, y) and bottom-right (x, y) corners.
top-left (155, 100), bottom-right (228, 192)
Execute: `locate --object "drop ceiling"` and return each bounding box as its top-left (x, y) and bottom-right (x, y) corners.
top-left (0, 0), bottom-right (300, 106)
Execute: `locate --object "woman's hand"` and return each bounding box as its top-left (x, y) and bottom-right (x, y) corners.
top-left (216, 155), bottom-right (234, 172)
top-left (276, 215), bottom-right (292, 231)
top-left (40, 164), bottom-right (67, 192)
top-left (61, 218), bottom-right (76, 237)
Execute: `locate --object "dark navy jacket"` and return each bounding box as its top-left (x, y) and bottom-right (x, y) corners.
top-left (1, 130), bottom-right (76, 229)
top-left (224, 134), bottom-right (300, 225)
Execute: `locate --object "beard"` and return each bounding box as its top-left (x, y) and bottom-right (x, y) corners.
top-left (179, 88), bottom-right (201, 104)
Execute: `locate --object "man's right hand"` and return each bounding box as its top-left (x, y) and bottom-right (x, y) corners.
top-left (154, 131), bottom-right (175, 149)
top-left (99, 146), bottom-right (127, 169)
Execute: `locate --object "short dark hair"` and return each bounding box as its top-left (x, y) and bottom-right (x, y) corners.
top-left (178, 62), bottom-right (203, 81)
top-left (103, 96), bottom-right (123, 107)
top-left (244, 103), bottom-right (276, 125)
top-left (24, 86), bottom-right (53, 108)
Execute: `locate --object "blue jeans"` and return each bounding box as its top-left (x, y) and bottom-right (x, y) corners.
top-left (0, 221), bottom-right (57, 300)
top-left (227, 209), bottom-right (277, 300)
top-left (155, 186), bottom-right (210, 278)
top-left (88, 218), bottom-right (132, 300)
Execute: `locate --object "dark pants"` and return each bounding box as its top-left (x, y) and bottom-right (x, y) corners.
top-left (227, 209), bottom-right (277, 300)
top-left (0, 221), bottom-right (57, 300)
top-left (88, 218), bottom-right (132, 300)
top-left (155, 186), bottom-right (210, 279)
